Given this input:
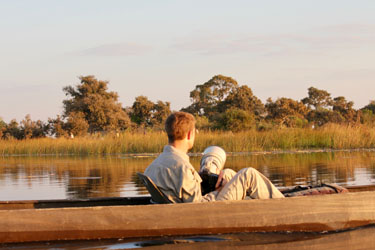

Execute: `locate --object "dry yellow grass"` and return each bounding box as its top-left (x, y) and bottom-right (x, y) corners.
top-left (1, 124), bottom-right (375, 156)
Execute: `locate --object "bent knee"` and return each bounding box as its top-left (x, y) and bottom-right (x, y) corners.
top-left (239, 167), bottom-right (258, 174)
top-left (222, 168), bottom-right (236, 181)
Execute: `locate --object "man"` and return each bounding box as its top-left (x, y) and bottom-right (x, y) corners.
top-left (144, 111), bottom-right (284, 203)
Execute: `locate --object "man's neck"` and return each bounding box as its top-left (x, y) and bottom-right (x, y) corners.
top-left (169, 140), bottom-right (189, 154)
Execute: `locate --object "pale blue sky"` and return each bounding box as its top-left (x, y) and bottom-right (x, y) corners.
top-left (1, 0), bottom-right (374, 122)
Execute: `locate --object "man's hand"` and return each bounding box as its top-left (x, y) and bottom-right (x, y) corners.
top-left (215, 170), bottom-right (227, 192)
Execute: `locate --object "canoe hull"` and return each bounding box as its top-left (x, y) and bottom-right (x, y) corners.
top-left (1, 191), bottom-right (375, 243)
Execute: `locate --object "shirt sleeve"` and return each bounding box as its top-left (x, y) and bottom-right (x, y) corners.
top-left (178, 165), bottom-right (202, 203)
top-left (179, 164), bottom-right (217, 202)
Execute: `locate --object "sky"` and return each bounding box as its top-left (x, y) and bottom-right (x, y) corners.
top-left (0, 0), bottom-right (374, 122)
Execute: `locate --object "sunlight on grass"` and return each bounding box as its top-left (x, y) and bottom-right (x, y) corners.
top-left (1, 124), bottom-right (375, 156)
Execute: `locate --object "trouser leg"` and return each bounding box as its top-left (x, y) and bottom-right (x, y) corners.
top-left (222, 168), bottom-right (236, 182)
top-left (216, 167), bottom-right (284, 200)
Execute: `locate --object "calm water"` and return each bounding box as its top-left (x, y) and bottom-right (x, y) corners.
top-left (1, 150), bottom-right (375, 200)
top-left (1, 150), bottom-right (375, 249)
top-left (3, 226), bottom-right (375, 250)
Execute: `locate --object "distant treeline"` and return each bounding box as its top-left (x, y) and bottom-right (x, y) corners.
top-left (1, 75), bottom-right (375, 140)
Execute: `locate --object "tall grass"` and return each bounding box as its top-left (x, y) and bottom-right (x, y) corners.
top-left (194, 124), bottom-right (375, 152)
top-left (1, 124), bottom-right (375, 156)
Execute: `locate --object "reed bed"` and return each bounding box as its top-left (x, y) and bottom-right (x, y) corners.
top-left (1, 124), bottom-right (375, 156)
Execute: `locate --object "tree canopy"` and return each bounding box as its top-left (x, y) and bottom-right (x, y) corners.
top-left (130, 96), bottom-right (171, 128)
top-left (302, 87), bottom-right (332, 110)
top-left (266, 98), bottom-right (309, 127)
top-left (362, 100), bottom-right (375, 114)
top-left (62, 75), bottom-right (131, 133)
top-left (185, 75), bottom-right (238, 116)
top-left (218, 85), bottom-right (265, 116)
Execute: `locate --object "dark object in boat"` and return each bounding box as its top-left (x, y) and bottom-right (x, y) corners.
top-left (199, 171), bottom-right (220, 195)
top-left (281, 183), bottom-right (349, 197)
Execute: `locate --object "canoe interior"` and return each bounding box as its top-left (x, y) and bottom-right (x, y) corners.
top-left (0, 196), bottom-right (152, 210)
top-left (0, 185), bottom-right (374, 210)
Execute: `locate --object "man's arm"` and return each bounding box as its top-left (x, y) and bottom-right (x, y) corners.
top-left (179, 165), bottom-right (220, 202)
top-left (179, 166), bottom-right (204, 202)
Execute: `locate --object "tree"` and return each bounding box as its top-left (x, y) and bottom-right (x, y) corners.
top-left (361, 109), bottom-right (375, 126)
top-left (48, 116), bottom-right (69, 138)
top-left (306, 109), bottom-right (345, 126)
top-left (218, 85), bottom-right (265, 117)
top-left (62, 75), bottom-right (130, 133)
top-left (361, 100), bottom-right (375, 126)
top-left (152, 101), bottom-right (171, 127)
top-left (332, 96), bottom-right (357, 123)
top-left (185, 75), bottom-right (238, 116)
top-left (302, 87), bottom-right (332, 110)
top-left (216, 108), bottom-right (255, 132)
top-left (65, 112), bottom-right (89, 137)
top-left (19, 114), bottom-right (47, 139)
top-left (3, 119), bottom-right (22, 139)
top-left (0, 118), bottom-right (6, 138)
top-left (131, 96), bottom-right (155, 127)
top-left (194, 115), bottom-right (211, 131)
top-left (265, 98), bottom-right (309, 127)
top-left (304, 96), bottom-right (359, 126)
top-left (361, 100), bottom-right (375, 114)
top-left (130, 96), bottom-right (171, 128)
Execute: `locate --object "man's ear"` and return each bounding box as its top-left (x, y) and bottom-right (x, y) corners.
top-left (187, 130), bottom-right (191, 140)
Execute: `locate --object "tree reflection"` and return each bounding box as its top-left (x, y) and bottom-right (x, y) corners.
top-left (0, 151), bottom-right (374, 200)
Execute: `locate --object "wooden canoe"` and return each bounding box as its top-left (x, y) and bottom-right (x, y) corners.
top-left (0, 185), bottom-right (374, 244)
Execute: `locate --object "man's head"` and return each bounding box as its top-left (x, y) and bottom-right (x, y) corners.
top-left (165, 112), bottom-right (196, 148)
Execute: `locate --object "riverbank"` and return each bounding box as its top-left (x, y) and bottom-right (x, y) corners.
top-left (1, 124), bottom-right (375, 156)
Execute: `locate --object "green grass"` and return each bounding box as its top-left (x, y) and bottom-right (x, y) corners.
top-left (1, 124), bottom-right (375, 156)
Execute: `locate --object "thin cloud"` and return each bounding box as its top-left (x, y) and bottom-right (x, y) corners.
top-left (170, 24), bottom-right (375, 55)
top-left (74, 42), bottom-right (153, 57)
top-left (0, 83), bottom-right (57, 94)
top-left (315, 24), bottom-right (375, 34)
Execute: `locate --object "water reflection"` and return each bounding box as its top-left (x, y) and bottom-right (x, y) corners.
top-left (3, 226), bottom-right (375, 249)
top-left (0, 151), bottom-right (375, 200)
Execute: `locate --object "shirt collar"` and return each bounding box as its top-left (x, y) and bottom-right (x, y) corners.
top-left (163, 145), bottom-right (190, 162)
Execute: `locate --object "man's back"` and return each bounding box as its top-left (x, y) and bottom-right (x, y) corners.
top-left (144, 145), bottom-right (204, 203)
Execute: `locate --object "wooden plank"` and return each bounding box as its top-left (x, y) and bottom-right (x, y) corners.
top-left (346, 185), bottom-right (375, 192)
top-left (0, 191), bottom-right (374, 243)
top-left (0, 201), bottom-right (36, 210)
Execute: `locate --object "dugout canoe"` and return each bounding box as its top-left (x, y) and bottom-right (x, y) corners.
top-left (0, 185), bottom-right (374, 244)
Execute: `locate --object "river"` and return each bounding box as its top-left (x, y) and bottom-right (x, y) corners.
top-left (1, 150), bottom-right (375, 249)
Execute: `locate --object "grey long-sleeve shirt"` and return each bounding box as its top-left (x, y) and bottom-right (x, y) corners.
top-left (144, 145), bottom-right (216, 203)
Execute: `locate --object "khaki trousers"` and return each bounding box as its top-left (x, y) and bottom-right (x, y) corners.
top-left (217, 168), bottom-right (284, 200)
